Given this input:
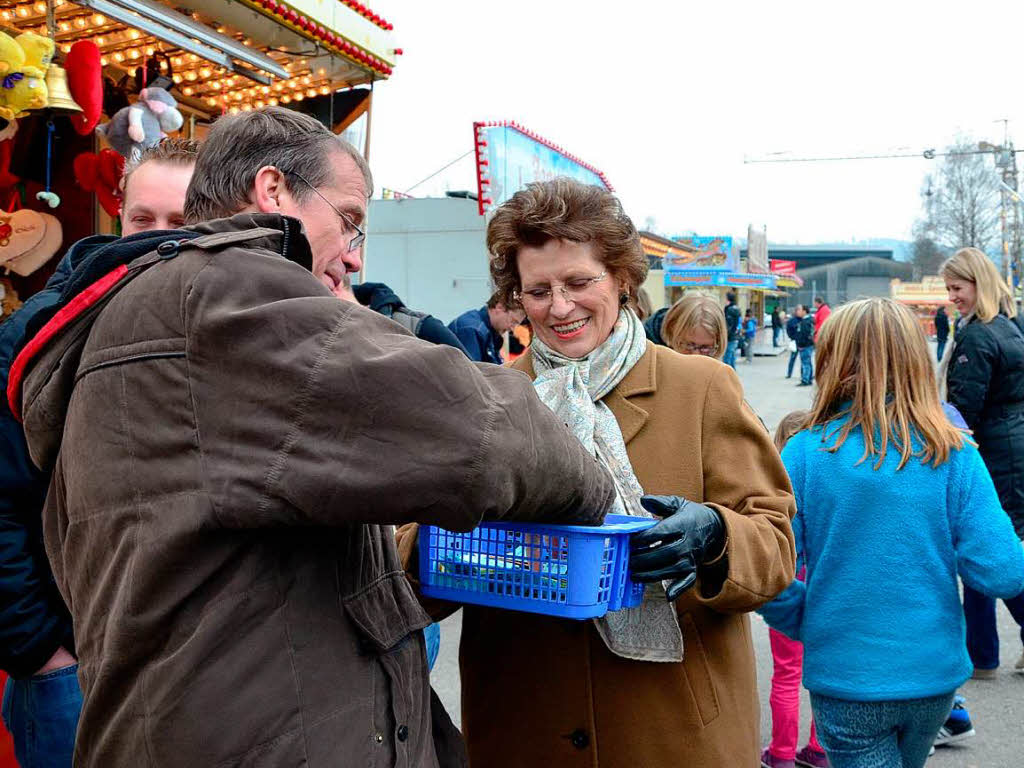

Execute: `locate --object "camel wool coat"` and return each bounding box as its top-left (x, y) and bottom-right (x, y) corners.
top-left (455, 343), bottom-right (796, 768)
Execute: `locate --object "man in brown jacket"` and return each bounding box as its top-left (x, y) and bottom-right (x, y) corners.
top-left (8, 108), bottom-right (616, 767)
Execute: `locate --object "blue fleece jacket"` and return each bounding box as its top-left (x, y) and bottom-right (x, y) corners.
top-left (759, 420), bottom-right (1024, 701)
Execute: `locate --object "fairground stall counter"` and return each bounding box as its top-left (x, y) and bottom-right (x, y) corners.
top-left (0, 0), bottom-right (399, 319)
top-left (891, 276), bottom-right (951, 337)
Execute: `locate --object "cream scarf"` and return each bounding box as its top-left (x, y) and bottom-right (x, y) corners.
top-left (531, 309), bottom-right (683, 662)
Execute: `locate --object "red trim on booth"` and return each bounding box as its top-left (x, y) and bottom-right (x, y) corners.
top-left (7, 265), bottom-right (129, 421)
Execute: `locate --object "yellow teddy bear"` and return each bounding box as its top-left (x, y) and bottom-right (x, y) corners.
top-left (0, 32), bottom-right (25, 76)
top-left (0, 70), bottom-right (47, 119)
top-left (15, 32), bottom-right (54, 77)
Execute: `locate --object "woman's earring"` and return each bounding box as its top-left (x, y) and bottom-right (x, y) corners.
top-left (619, 293), bottom-right (629, 306)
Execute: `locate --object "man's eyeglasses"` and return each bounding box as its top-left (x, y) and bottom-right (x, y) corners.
top-left (514, 271), bottom-right (608, 309)
top-left (289, 170), bottom-right (365, 253)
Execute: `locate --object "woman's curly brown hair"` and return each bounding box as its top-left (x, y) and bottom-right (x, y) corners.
top-left (486, 178), bottom-right (648, 308)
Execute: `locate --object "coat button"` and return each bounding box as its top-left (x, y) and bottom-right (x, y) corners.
top-left (570, 729), bottom-right (589, 749)
top-left (396, 725), bottom-right (409, 742)
top-left (373, 732), bottom-right (384, 744)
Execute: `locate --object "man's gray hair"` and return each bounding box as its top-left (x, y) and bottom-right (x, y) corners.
top-left (183, 107), bottom-right (373, 224)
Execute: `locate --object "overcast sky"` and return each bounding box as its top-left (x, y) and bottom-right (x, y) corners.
top-left (369, 1), bottom-right (1024, 245)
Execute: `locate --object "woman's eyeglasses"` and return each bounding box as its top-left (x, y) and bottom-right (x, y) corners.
top-left (514, 271), bottom-right (608, 309)
top-left (682, 342), bottom-right (718, 356)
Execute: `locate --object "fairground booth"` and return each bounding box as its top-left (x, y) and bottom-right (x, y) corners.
top-left (891, 276), bottom-right (950, 337)
top-left (0, 0), bottom-right (399, 321)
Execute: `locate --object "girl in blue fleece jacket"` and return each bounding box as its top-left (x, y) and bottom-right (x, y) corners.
top-left (759, 298), bottom-right (1024, 768)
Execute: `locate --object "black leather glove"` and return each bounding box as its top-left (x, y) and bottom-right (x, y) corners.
top-left (629, 495), bottom-right (726, 601)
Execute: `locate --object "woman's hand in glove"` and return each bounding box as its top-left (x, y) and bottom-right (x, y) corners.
top-left (629, 495), bottom-right (726, 601)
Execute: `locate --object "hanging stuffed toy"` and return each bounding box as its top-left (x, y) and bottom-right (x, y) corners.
top-left (34, 120), bottom-right (59, 208)
top-left (0, 32), bottom-right (53, 120)
top-left (0, 32), bottom-right (25, 76)
top-left (74, 148), bottom-right (124, 217)
top-left (65, 40), bottom-right (102, 135)
top-left (96, 87), bottom-right (183, 162)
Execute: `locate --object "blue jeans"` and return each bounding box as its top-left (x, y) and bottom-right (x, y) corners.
top-left (799, 346), bottom-right (814, 384)
top-left (963, 583), bottom-right (1024, 669)
top-left (810, 692), bottom-right (955, 768)
top-left (424, 622), bottom-right (441, 671)
top-left (773, 327), bottom-right (782, 347)
top-left (724, 339), bottom-right (739, 369)
top-left (787, 349), bottom-right (798, 378)
top-left (2, 664), bottom-right (82, 768)
top-left (936, 339), bottom-right (947, 362)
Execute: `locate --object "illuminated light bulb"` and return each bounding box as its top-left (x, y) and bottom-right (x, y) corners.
top-left (159, 59), bottom-right (169, 70)
top-left (60, 44), bottom-right (71, 54)
top-left (233, 92), bottom-right (242, 101)
top-left (181, 87), bottom-right (194, 96)
top-left (255, 100), bottom-right (264, 108)
top-left (113, 51), bottom-right (125, 62)
top-left (199, 67), bottom-right (211, 78)
top-left (294, 92), bottom-right (304, 101)
top-left (229, 106), bottom-right (239, 114)
top-left (128, 48), bottom-right (140, 59)
top-left (74, 16), bottom-right (87, 28)
top-left (306, 88), bottom-right (316, 97)
top-left (216, 26), bottom-right (225, 33)
top-left (260, 86), bottom-right (270, 94)
top-left (207, 97), bottom-right (218, 106)
top-left (128, 29), bottom-right (140, 39)
top-left (1, 11), bottom-right (11, 21)
top-left (172, 57), bottom-right (183, 67)
top-left (319, 85), bottom-right (329, 95)
top-left (318, 68), bottom-right (325, 76)
top-left (92, 13), bottom-right (105, 24)
top-left (242, 39), bottom-right (251, 46)
top-left (171, 72), bottom-right (181, 82)
top-left (95, 36), bottom-right (105, 45)
top-left (268, 98), bottom-right (278, 106)
top-left (302, 76), bottom-right (311, 85)
top-left (242, 104), bottom-right (254, 111)
top-left (281, 95), bottom-right (291, 103)
top-left (146, 47), bottom-right (155, 56)
top-left (34, 2), bottom-right (45, 13)
top-left (99, 56), bottom-right (107, 65)
top-left (185, 71), bottom-right (197, 81)
top-left (188, 54), bottom-right (198, 62)
top-left (16, 7), bottom-right (29, 18)
top-left (225, 77), bottom-right (234, 86)
top-left (273, 83), bottom-right (283, 92)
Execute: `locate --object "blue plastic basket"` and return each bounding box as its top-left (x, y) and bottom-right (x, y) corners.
top-left (419, 513), bottom-right (656, 619)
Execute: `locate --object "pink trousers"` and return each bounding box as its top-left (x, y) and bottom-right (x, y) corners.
top-left (767, 627), bottom-right (823, 760)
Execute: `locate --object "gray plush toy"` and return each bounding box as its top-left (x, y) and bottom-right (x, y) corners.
top-left (97, 87), bottom-right (184, 162)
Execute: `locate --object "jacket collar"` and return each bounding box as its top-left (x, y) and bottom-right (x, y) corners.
top-left (513, 340), bottom-right (657, 444)
top-left (185, 213), bottom-right (313, 272)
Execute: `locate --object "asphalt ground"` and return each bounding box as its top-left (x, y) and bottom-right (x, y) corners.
top-left (429, 347), bottom-right (1023, 767)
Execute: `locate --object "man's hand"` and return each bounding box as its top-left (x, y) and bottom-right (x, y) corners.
top-left (34, 646), bottom-right (76, 676)
top-left (629, 495), bottom-right (726, 601)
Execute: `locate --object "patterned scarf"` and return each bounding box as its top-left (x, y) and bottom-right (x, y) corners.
top-left (531, 309), bottom-right (683, 662)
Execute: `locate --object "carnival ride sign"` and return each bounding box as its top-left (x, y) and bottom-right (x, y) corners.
top-left (473, 122), bottom-right (612, 215)
top-left (667, 236), bottom-right (737, 271)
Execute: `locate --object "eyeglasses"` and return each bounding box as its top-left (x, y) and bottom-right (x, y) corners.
top-left (515, 271), bottom-right (608, 309)
top-left (289, 170), bottom-right (365, 253)
top-left (682, 342), bottom-right (718, 356)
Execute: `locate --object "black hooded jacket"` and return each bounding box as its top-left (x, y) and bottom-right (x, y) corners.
top-left (353, 282), bottom-right (469, 356)
top-left (947, 313), bottom-right (1024, 537)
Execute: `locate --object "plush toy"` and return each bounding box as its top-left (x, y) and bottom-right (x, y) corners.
top-left (66, 41), bottom-right (102, 135)
top-left (0, 32), bottom-right (25, 76)
top-left (74, 148), bottom-right (124, 217)
top-left (0, 69), bottom-right (47, 120)
top-left (97, 87), bottom-right (183, 161)
top-left (15, 32), bottom-right (54, 77)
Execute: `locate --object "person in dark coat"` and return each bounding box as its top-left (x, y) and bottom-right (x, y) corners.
top-left (0, 139), bottom-right (197, 768)
top-left (643, 305), bottom-right (669, 346)
top-left (785, 312), bottom-right (801, 379)
top-left (352, 281), bottom-right (468, 356)
top-left (794, 305), bottom-right (815, 386)
top-left (448, 293), bottom-right (524, 364)
top-left (771, 307), bottom-right (784, 347)
top-left (723, 291), bottom-right (742, 369)
top-left (941, 247), bottom-right (1024, 677)
top-left (935, 305), bottom-right (950, 362)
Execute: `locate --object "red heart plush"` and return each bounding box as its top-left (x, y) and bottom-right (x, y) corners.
top-left (73, 152), bottom-right (98, 190)
top-left (97, 148), bottom-right (124, 190)
top-left (66, 41), bottom-right (103, 135)
top-left (74, 150), bottom-right (123, 217)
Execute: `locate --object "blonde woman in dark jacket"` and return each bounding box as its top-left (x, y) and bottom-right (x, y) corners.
top-left (941, 246), bottom-right (1024, 676)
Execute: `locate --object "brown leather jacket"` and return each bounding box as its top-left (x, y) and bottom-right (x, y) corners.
top-left (15, 214), bottom-right (614, 767)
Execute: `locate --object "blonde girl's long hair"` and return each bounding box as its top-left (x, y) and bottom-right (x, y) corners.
top-left (940, 247), bottom-right (1015, 322)
top-left (661, 293), bottom-right (728, 359)
top-left (807, 298), bottom-right (965, 470)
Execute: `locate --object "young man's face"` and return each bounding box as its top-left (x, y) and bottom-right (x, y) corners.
top-left (121, 161), bottom-right (194, 236)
